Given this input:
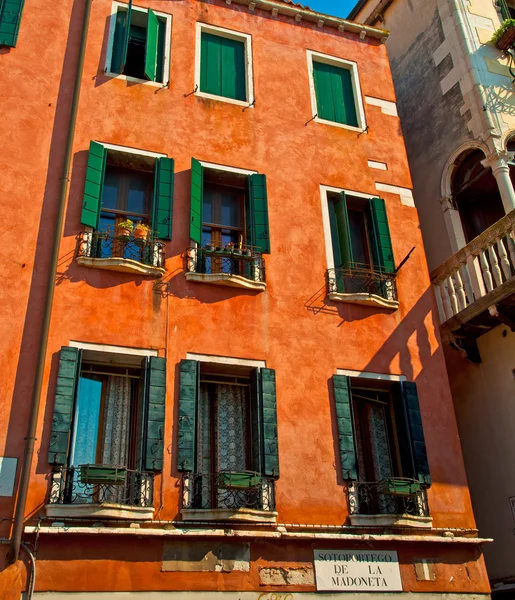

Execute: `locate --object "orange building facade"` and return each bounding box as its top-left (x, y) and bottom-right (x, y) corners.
top-left (0, 0), bottom-right (491, 597)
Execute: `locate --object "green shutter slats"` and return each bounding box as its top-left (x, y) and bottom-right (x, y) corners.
top-left (48, 347), bottom-right (81, 466)
top-left (145, 356), bottom-right (166, 471)
top-left (200, 32), bottom-right (246, 101)
top-left (368, 197), bottom-right (395, 273)
top-left (144, 8), bottom-right (159, 82)
top-left (177, 359), bottom-right (199, 472)
top-left (0, 0), bottom-right (25, 48)
top-left (498, 0), bottom-right (511, 20)
top-left (111, 9), bottom-right (127, 73)
top-left (190, 158), bottom-right (204, 244)
top-left (260, 368), bottom-right (279, 478)
top-left (334, 192), bottom-right (353, 269)
top-left (153, 157), bottom-right (174, 240)
top-left (246, 174), bottom-right (270, 254)
top-left (392, 381), bottom-right (431, 487)
top-left (332, 375), bottom-right (358, 481)
top-left (120, 0), bottom-right (133, 74)
top-left (81, 141), bottom-right (106, 229)
top-left (250, 368), bottom-right (263, 474)
top-left (313, 61), bottom-right (358, 127)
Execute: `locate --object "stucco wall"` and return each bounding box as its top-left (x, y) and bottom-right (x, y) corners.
top-left (448, 325), bottom-right (515, 582)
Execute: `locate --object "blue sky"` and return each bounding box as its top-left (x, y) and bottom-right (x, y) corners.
top-left (302, 0), bottom-right (358, 19)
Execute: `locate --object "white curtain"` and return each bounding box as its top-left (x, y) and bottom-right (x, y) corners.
top-left (101, 376), bottom-right (131, 467)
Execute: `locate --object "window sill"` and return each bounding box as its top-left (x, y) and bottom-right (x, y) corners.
top-left (105, 71), bottom-right (166, 88)
top-left (77, 256), bottom-right (165, 278)
top-left (195, 90), bottom-right (253, 108)
top-left (328, 291), bottom-right (399, 310)
top-left (185, 272), bottom-right (266, 291)
top-left (349, 514), bottom-right (433, 529)
top-left (314, 116), bottom-right (364, 132)
top-left (181, 508), bottom-right (278, 524)
top-left (45, 502), bottom-right (154, 521)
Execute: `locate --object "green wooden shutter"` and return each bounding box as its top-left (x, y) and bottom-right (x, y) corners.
top-left (48, 347), bottom-right (81, 466)
top-left (190, 158), bottom-right (204, 244)
top-left (177, 359), bottom-right (199, 472)
top-left (332, 375), bottom-right (358, 481)
top-left (392, 382), bottom-right (431, 487)
top-left (0, 0), bottom-right (24, 47)
top-left (200, 32), bottom-right (246, 101)
top-left (81, 141), bottom-right (106, 229)
top-left (155, 17), bottom-right (166, 84)
top-left (246, 174), bottom-right (270, 254)
top-left (367, 197), bottom-right (395, 273)
top-left (144, 357), bottom-right (166, 471)
top-left (144, 8), bottom-right (159, 82)
top-left (111, 9), bottom-right (127, 73)
top-left (153, 157), bottom-right (174, 240)
top-left (260, 368), bottom-right (279, 478)
top-left (498, 0), bottom-right (511, 20)
top-left (250, 369), bottom-right (263, 474)
top-left (119, 0), bottom-right (133, 74)
top-left (335, 192), bottom-right (353, 268)
top-left (312, 61), bottom-right (358, 127)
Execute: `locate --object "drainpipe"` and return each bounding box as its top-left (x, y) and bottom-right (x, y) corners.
top-left (8, 0), bottom-right (93, 565)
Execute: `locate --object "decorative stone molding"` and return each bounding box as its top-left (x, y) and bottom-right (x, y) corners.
top-left (349, 514), bottom-right (433, 529)
top-left (77, 256), bottom-right (165, 278)
top-left (328, 291), bottom-right (399, 310)
top-left (181, 508), bottom-right (278, 524)
top-left (185, 272), bottom-right (266, 291)
top-left (45, 502), bottom-right (154, 520)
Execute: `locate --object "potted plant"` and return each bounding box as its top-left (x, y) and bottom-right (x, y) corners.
top-left (225, 242), bottom-right (235, 253)
top-left (115, 219), bottom-right (134, 240)
top-left (218, 471), bottom-right (261, 490)
top-left (492, 18), bottom-right (515, 52)
top-left (204, 243), bottom-right (214, 252)
top-left (133, 222), bottom-right (150, 245)
top-left (233, 246), bottom-right (243, 256)
top-left (382, 478), bottom-right (421, 497)
top-left (80, 464), bottom-right (127, 486)
top-left (243, 248), bottom-right (252, 257)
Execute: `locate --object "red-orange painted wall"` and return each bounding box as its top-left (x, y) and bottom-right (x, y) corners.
top-left (0, 0), bottom-right (489, 594)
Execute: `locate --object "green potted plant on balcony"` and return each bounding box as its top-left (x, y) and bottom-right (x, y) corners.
top-left (115, 219), bottom-right (134, 240)
top-left (133, 222), bottom-right (150, 245)
top-left (218, 471), bottom-right (262, 489)
top-left (382, 478), bottom-right (421, 497)
top-left (492, 18), bottom-right (515, 52)
top-left (80, 464), bottom-right (127, 486)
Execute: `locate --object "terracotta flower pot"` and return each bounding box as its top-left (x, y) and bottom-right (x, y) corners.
top-left (116, 227), bottom-right (132, 239)
top-left (134, 228), bottom-right (149, 245)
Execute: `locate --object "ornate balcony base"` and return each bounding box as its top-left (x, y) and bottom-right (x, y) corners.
top-left (181, 508), bottom-right (278, 523)
top-left (45, 502), bottom-right (154, 521)
top-left (185, 271), bottom-right (266, 291)
top-left (328, 291), bottom-right (399, 310)
top-left (77, 256), bottom-right (165, 278)
top-left (349, 513), bottom-right (433, 528)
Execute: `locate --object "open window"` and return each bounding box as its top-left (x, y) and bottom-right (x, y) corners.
top-left (178, 359), bottom-right (278, 523)
top-left (186, 159), bottom-right (269, 290)
top-left (107, 1), bottom-right (170, 84)
top-left (333, 375), bottom-right (431, 527)
top-left (78, 141), bottom-right (174, 277)
top-left (325, 191), bottom-right (398, 309)
top-left (47, 346), bottom-right (166, 520)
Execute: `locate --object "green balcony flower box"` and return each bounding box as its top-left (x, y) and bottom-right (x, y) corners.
top-left (80, 465), bottom-right (126, 486)
top-left (382, 478), bottom-right (420, 497)
top-left (218, 471), bottom-right (261, 489)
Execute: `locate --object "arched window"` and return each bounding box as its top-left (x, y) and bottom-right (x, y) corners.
top-left (451, 150), bottom-right (505, 243)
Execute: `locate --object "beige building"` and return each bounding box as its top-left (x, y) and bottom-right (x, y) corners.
top-left (350, 0), bottom-right (515, 594)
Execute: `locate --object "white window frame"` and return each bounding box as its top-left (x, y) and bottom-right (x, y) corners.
top-left (195, 22), bottom-right (255, 108)
top-left (105, 1), bottom-right (172, 87)
top-left (307, 50), bottom-right (366, 132)
top-left (336, 368), bottom-right (406, 382)
top-left (320, 185), bottom-right (376, 271)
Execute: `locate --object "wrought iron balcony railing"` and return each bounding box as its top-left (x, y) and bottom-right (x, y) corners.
top-left (78, 230), bottom-right (166, 270)
top-left (181, 471), bottom-right (276, 512)
top-left (186, 246), bottom-right (265, 283)
top-left (327, 263), bottom-right (398, 303)
top-left (348, 479), bottom-right (429, 518)
top-left (49, 466), bottom-right (154, 508)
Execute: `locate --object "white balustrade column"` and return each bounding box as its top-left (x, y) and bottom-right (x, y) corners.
top-left (482, 152), bottom-right (515, 213)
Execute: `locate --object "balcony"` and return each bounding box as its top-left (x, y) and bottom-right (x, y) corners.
top-left (185, 246), bottom-right (266, 291)
top-left (327, 264), bottom-right (399, 309)
top-left (432, 210), bottom-right (515, 341)
top-left (181, 471), bottom-right (277, 523)
top-left (347, 479), bottom-right (431, 528)
top-left (46, 465), bottom-right (154, 520)
top-left (77, 230), bottom-right (166, 278)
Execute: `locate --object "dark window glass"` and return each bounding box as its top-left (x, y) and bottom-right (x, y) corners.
top-left (348, 208), bottom-right (371, 267)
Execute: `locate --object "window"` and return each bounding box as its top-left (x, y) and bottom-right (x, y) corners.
top-left (186, 159), bottom-right (269, 288)
top-left (498, 0), bottom-right (515, 19)
top-left (196, 23), bottom-right (254, 106)
top-left (324, 190), bottom-right (397, 307)
top-left (0, 0), bottom-right (24, 47)
top-left (307, 51), bottom-right (365, 130)
top-left (47, 346), bottom-right (165, 515)
top-left (333, 375), bottom-right (431, 520)
top-left (106, 2), bottom-right (171, 84)
top-left (178, 359), bottom-right (278, 520)
top-left (78, 142), bottom-right (173, 275)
